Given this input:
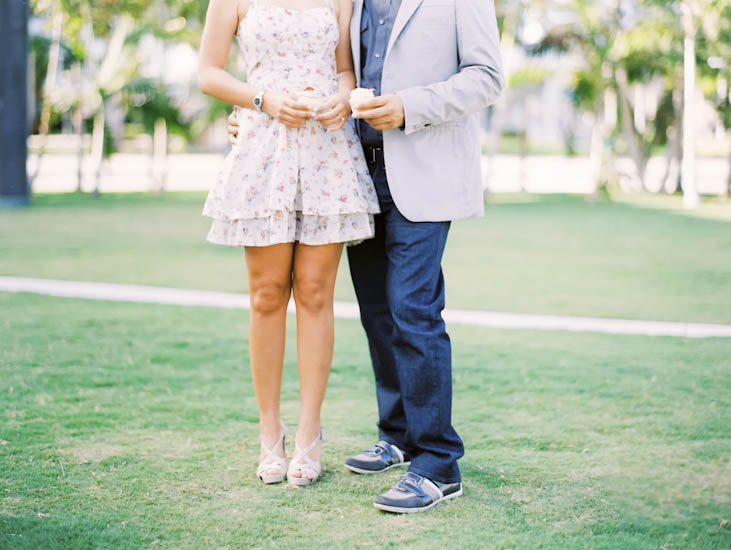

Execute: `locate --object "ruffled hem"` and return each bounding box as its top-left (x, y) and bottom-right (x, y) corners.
top-left (202, 201), bottom-right (380, 222)
top-left (206, 211), bottom-right (375, 247)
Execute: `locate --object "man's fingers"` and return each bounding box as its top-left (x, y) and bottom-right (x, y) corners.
top-left (367, 117), bottom-right (398, 130)
top-left (227, 111), bottom-right (239, 125)
top-left (228, 123), bottom-right (239, 137)
top-left (356, 96), bottom-right (388, 111)
top-left (368, 115), bottom-right (393, 125)
top-left (353, 105), bottom-right (390, 120)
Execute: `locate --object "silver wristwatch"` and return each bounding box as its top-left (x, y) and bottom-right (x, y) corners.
top-left (253, 90), bottom-right (265, 112)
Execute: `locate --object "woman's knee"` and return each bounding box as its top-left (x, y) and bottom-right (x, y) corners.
top-left (293, 276), bottom-right (332, 313)
top-left (250, 279), bottom-right (291, 314)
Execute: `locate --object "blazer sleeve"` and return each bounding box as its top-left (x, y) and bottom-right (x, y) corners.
top-left (395, 0), bottom-right (505, 135)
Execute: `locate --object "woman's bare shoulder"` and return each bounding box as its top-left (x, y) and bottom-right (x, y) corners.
top-left (236, 0), bottom-right (251, 21)
top-left (208, 0), bottom-right (250, 20)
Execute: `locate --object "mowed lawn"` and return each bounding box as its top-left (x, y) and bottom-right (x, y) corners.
top-left (1, 192), bottom-right (730, 549)
top-left (1, 192), bottom-right (731, 322)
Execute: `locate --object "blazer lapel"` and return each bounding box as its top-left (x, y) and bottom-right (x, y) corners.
top-left (386, 0), bottom-right (423, 58)
top-left (351, 0), bottom-right (364, 84)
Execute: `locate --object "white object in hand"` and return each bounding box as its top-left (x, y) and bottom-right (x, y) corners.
top-left (350, 88), bottom-right (375, 114)
top-left (298, 89), bottom-right (324, 109)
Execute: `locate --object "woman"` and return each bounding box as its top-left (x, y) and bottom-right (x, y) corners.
top-left (198, 0), bottom-right (378, 486)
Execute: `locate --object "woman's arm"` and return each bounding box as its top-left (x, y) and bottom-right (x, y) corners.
top-left (198, 0), bottom-right (255, 107)
top-left (333, 0), bottom-right (356, 100)
top-left (315, 0), bottom-right (356, 131)
top-left (198, 0), bottom-right (313, 128)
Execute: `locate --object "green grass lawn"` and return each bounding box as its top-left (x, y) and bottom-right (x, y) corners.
top-left (1, 293), bottom-right (729, 549)
top-left (1, 192), bottom-right (730, 549)
top-left (1, 192), bottom-right (731, 323)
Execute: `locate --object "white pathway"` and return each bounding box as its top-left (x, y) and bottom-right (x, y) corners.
top-left (2, 276), bottom-right (731, 339)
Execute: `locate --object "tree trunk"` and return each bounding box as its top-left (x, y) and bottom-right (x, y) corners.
top-left (616, 67), bottom-right (647, 191)
top-left (0, 0), bottom-right (29, 206)
top-left (91, 109), bottom-right (105, 196)
top-left (28, 9), bottom-right (63, 187)
top-left (73, 63), bottom-right (84, 192)
top-left (152, 118), bottom-right (168, 192)
top-left (661, 83), bottom-right (683, 193)
top-left (484, 8), bottom-right (517, 190)
top-left (588, 102), bottom-right (606, 199)
top-left (681, 2), bottom-right (699, 209)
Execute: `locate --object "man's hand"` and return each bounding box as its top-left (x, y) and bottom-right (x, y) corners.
top-left (227, 109), bottom-right (240, 145)
top-left (351, 94), bottom-right (405, 130)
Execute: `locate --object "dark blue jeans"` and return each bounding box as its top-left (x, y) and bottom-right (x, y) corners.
top-left (347, 157), bottom-right (464, 484)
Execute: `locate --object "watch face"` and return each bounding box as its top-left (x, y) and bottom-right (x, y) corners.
top-left (254, 97), bottom-right (261, 108)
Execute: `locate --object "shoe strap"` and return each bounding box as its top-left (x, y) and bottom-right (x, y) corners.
top-left (421, 477), bottom-right (444, 500)
top-left (388, 442), bottom-right (405, 463)
top-left (396, 473), bottom-right (443, 501)
top-left (259, 422), bottom-right (287, 465)
top-left (370, 441), bottom-right (405, 463)
top-left (291, 429), bottom-right (323, 465)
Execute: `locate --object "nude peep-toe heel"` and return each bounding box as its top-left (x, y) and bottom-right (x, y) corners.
top-left (257, 422), bottom-right (288, 484)
top-left (287, 429), bottom-right (324, 487)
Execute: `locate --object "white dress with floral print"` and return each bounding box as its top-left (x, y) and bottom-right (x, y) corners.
top-left (203, 0), bottom-right (379, 247)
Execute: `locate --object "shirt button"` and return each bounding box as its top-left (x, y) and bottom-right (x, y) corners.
top-left (379, 19), bottom-right (385, 25)
top-left (375, 52), bottom-right (381, 58)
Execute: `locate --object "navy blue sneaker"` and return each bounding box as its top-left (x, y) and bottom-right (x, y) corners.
top-left (373, 472), bottom-right (462, 513)
top-left (344, 441), bottom-right (410, 474)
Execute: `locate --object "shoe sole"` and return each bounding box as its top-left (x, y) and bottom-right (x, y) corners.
top-left (373, 487), bottom-right (463, 514)
top-left (259, 476), bottom-right (286, 484)
top-left (287, 475), bottom-right (319, 487)
top-left (344, 461), bottom-right (411, 475)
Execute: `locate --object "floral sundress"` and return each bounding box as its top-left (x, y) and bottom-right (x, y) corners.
top-left (202, 0), bottom-right (380, 247)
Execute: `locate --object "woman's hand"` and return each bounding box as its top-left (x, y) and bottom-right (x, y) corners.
top-left (262, 92), bottom-right (315, 128)
top-left (315, 93), bottom-right (351, 132)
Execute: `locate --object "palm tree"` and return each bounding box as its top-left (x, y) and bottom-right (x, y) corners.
top-left (529, 0), bottom-right (620, 197)
top-left (30, 0), bottom-right (203, 193)
top-left (696, 0), bottom-right (731, 197)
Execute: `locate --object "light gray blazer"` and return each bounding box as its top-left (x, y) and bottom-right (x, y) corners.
top-left (350, 0), bottom-right (504, 222)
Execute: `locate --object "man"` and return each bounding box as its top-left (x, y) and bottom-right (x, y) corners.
top-left (230, 0), bottom-right (503, 513)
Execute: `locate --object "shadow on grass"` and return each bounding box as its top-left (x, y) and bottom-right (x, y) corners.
top-left (0, 513), bottom-right (149, 550)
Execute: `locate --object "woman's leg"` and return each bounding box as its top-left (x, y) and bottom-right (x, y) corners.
top-left (245, 243), bottom-right (294, 464)
top-left (290, 242), bottom-right (344, 477)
